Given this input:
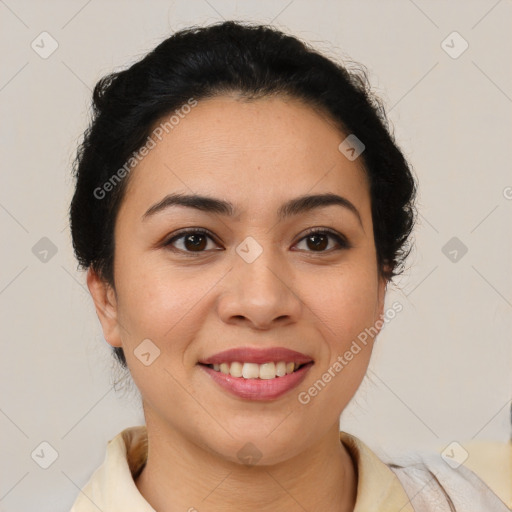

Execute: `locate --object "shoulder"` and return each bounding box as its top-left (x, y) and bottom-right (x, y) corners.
top-left (69, 426), bottom-right (152, 512)
top-left (386, 443), bottom-right (511, 512)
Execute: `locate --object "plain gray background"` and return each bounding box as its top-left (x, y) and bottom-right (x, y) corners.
top-left (1, 1), bottom-right (511, 510)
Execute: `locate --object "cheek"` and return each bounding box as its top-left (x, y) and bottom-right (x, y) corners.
top-left (115, 263), bottom-right (200, 398)
top-left (302, 263), bottom-right (379, 398)
top-left (114, 258), bottom-right (197, 347)
top-left (304, 262), bottom-right (379, 342)
top-left (299, 270), bottom-right (377, 409)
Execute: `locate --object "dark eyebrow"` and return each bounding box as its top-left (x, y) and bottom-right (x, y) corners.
top-left (142, 192), bottom-right (363, 227)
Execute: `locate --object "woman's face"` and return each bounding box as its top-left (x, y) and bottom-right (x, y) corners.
top-left (89, 94), bottom-right (387, 464)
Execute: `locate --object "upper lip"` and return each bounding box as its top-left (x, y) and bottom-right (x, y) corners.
top-left (198, 347), bottom-right (314, 365)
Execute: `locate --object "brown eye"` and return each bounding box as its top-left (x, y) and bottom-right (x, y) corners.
top-left (294, 229), bottom-right (349, 253)
top-left (164, 229), bottom-right (219, 253)
top-left (305, 233), bottom-right (329, 251)
top-left (182, 233), bottom-right (208, 251)
top-left (164, 227), bottom-right (349, 256)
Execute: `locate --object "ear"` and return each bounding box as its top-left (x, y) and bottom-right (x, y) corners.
top-left (373, 269), bottom-right (389, 337)
top-left (86, 267), bottom-right (122, 348)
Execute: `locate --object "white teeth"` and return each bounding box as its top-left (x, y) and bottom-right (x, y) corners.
top-left (208, 360), bottom-right (303, 379)
top-left (259, 362), bottom-right (276, 380)
top-left (242, 362), bottom-right (260, 379)
top-left (276, 361), bottom-right (287, 377)
top-left (229, 361), bottom-right (243, 378)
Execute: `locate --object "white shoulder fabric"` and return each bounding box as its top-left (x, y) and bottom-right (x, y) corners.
top-left (388, 453), bottom-right (510, 512)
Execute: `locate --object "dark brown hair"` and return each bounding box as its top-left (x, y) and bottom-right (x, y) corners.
top-left (69, 20), bottom-right (417, 367)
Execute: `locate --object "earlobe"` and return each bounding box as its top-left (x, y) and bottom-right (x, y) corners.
top-left (86, 268), bottom-right (123, 348)
top-left (374, 272), bottom-right (388, 335)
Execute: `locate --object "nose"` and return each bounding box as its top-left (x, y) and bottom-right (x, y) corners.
top-left (216, 248), bottom-right (302, 330)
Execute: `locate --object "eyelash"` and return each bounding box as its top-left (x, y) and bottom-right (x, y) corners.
top-left (163, 227), bottom-right (350, 256)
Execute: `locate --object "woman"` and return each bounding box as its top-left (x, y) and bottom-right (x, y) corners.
top-left (68, 20), bottom-right (508, 511)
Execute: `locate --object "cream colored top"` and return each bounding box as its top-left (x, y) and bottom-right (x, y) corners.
top-left (69, 426), bottom-right (511, 511)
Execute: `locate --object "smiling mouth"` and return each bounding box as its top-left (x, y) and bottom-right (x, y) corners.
top-left (198, 360), bottom-right (314, 400)
top-left (199, 361), bottom-right (312, 380)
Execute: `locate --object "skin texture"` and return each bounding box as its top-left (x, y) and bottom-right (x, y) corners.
top-left (87, 94), bottom-right (388, 511)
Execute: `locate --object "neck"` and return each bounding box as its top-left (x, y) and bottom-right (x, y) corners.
top-left (135, 414), bottom-right (357, 512)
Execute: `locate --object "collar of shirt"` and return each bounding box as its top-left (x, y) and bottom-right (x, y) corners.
top-left (70, 426), bottom-right (414, 512)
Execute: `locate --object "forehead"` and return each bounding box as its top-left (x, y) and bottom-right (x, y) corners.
top-left (121, 94), bottom-right (370, 221)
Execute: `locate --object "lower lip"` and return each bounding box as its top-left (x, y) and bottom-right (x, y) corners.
top-left (198, 363), bottom-right (314, 401)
